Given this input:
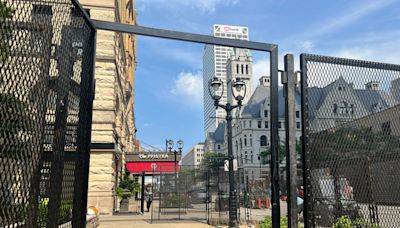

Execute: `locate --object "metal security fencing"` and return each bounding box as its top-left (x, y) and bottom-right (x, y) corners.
top-left (151, 165), bottom-right (268, 226)
top-left (300, 54), bottom-right (400, 227)
top-left (149, 166), bottom-right (208, 223)
top-left (0, 0), bottom-right (95, 227)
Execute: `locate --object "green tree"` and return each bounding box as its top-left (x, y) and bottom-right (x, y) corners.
top-left (0, 2), bottom-right (15, 62)
top-left (262, 141), bottom-right (302, 164)
top-left (199, 151), bottom-right (225, 173)
top-left (116, 170), bottom-right (140, 199)
top-left (309, 127), bottom-right (400, 161)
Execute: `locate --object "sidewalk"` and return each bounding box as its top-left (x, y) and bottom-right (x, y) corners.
top-left (98, 214), bottom-right (212, 228)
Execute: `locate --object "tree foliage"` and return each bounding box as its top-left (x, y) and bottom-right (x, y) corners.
top-left (117, 170), bottom-right (140, 199)
top-left (199, 151), bottom-right (226, 173)
top-left (0, 2), bottom-right (14, 62)
top-left (309, 127), bottom-right (400, 161)
top-left (262, 141), bottom-right (302, 164)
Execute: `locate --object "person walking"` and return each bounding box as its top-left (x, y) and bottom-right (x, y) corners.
top-left (144, 186), bottom-right (153, 212)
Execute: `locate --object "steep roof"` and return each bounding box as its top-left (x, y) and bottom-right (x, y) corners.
top-left (242, 85), bottom-right (270, 118)
top-left (241, 85), bottom-right (300, 118)
top-left (307, 76), bottom-right (399, 117)
top-left (213, 122), bottom-right (226, 143)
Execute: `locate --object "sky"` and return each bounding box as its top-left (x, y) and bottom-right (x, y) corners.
top-left (133, 0), bottom-right (400, 155)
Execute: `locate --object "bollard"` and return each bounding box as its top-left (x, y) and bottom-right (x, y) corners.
top-left (257, 198), bottom-right (261, 209)
top-left (266, 198), bottom-right (270, 209)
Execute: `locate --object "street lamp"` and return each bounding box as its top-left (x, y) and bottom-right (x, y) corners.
top-left (166, 139), bottom-right (184, 191)
top-left (208, 77), bottom-right (246, 228)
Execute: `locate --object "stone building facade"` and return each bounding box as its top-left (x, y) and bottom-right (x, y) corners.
top-left (80, 0), bottom-right (137, 214)
top-left (181, 143), bottom-right (205, 169)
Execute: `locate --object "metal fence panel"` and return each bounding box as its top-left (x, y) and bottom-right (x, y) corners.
top-left (0, 0), bottom-right (95, 227)
top-left (301, 54), bottom-right (400, 227)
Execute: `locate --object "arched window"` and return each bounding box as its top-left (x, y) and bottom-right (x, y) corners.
top-left (251, 151), bottom-right (253, 163)
top-left (245, 151), bottom-right (248, 164)
top-left (236, 64), bottom-right (239, 74)
top-left (260, 135), bottom-right (267, 146)
top-left (235, 140), bottom-right (238, 151)
top-left (244, 134), bottom-right (247, 146)
top-left (246, 64), bottom-right (249, 74)
top-left (241, 64), bottom-right (244, 74)
top-left (240, 153), bottom-right (243, 164)
top-left (240, 138), bottom-right (242, 149)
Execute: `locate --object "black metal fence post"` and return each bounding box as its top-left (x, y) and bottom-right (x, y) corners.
top-left (141, 171), bottom-right (145, 213)
top-left (283, 54), bottom-right (298, 228)
top-left (270, 46), bottom-right (281, 228)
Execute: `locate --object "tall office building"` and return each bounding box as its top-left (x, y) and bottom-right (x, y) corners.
top-left (203, 24), bottom-right (249, 137)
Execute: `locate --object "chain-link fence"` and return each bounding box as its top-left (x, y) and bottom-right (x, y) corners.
top-left (301, 54), bottom-right (400, 227)
top-left (0, 0), bottom-right (95, 227)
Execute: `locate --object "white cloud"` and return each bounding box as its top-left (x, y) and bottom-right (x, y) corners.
top-left (143, 123), bottom-right (153, 127)
top-left (137, 0), bottom-right (239, 14)
top-left (252, 56), bottom-right (270, 90)
top-left (170, 71), bottom-right (203, 107)
top-left (300, 40), bottom-right (314, 52)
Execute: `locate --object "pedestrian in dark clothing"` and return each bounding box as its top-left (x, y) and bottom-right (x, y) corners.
top-left (145, 187), bottom-right (153, 212)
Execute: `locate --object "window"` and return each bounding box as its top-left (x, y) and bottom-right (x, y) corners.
top-left (264, 110), bottom-right (268, 118)
top-left (246, 65), bottom-right (249, 74)
top-left (236, 140), bottom-right (238, 151)
top-left (240, 154), bottom-right (243, 164)
top-left (236, 64), bottom-right (239, 74)
top-left (296, 122), bottom-right (301, 129)
top-left (265, 121), bottom-right (269, 128)
top-left (217, 145), bottom-right (221, 150)
top-left (339, 101), bottom-right (349, 114)
top-left (333, 104), bottom-right (338, 114)
top-left (241, 64), bottom-right (244, 74)
top-left (382, 121), bottom-right (391, 135)
top-left (278, 122), bottom-right (282, 128)
top-left (350, 104), bottom-right (355, 114)
top-left (251, 151), bottom-right (253, 163)
top-left (240, 139), bottom-right (242, 149)
top-left (258, 121), bottom-right (262, 128)
top-left (249, 120), bottom-right (252, 128)
top-left (260, 135), bottom-right (267, 146)
top-left (244, 135), bottom-right (247, 146)
top-left (243, 121), bottom-right (246, 128)
top-left (296, 111), bottom-right (300, 118)
top-left (250, 134), bottom-right (253, 146)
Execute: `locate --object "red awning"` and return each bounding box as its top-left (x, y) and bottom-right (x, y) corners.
top-left (126, 161), bottom-right (179, 174)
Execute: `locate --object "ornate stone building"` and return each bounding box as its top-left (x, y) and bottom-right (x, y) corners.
top-left (80, 0), bottom-right (137, 214)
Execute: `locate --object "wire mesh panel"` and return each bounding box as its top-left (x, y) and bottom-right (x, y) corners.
top-left (154, 165), bottom-right (208, 222)
top-left (0, 0), bottom-right (95, 227)
top-left (301, 54), bottom-right (400, 227)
